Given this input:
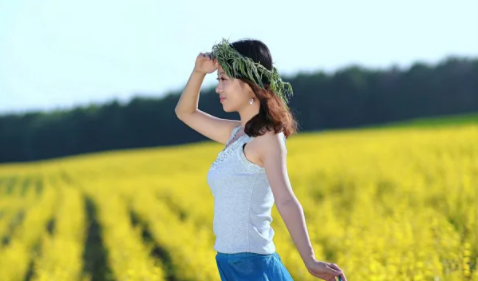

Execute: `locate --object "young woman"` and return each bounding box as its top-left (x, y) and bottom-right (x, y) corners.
top-left (175, 38), bottom-right (347, 281)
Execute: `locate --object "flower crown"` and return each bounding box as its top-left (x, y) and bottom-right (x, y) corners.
top-left (210, 38), bottom-right (294, 110)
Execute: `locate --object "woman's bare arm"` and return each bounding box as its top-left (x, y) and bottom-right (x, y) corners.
top-left (174, 53), bottom-right (240, 144)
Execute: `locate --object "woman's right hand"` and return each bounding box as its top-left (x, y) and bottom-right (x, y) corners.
top-left (194, 52), bottom-right (219, 74)
top-left (305, 259), bottom-right (347, 281)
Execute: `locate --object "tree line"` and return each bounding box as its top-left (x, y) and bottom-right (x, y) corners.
top-left (0, 56), bottom-right (476, 164)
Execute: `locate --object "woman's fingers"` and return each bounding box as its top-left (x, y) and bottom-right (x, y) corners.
top-left (199, 52), bottom-right (214, 60)
top-left (328, 263), bottom-right (342, 273)
top-left (328, 263), bottom-right (347, 281)
top-left (328, 275), bottom-right (344, 281)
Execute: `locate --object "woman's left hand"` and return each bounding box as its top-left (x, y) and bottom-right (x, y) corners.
top-left (305, 258), bottom-right (347, 281)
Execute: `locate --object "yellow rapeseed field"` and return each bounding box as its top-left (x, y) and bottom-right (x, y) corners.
top-left (0, 123), bottom-right (476, 281)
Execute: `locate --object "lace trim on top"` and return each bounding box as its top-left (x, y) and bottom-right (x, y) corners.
top-left (224, 125), bottom-right (242, 149)
top-left (210, 125), bottom-right (285, 172)
top-left (210, 126), bottom-right (264, 172)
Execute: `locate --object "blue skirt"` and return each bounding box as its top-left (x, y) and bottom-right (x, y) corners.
top-left (215, 251), bottom-right (294, 281)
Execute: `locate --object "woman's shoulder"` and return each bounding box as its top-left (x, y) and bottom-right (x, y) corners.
top-left (260, 129), bottom-right (286, 141)
top-left (253, 129), bottom-right (287, 151)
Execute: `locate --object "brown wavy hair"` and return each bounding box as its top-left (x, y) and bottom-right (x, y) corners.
top-left (230, 39), bottom-right (299, 138)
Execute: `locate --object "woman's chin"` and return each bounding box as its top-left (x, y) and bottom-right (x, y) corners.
top-left (221, 104), bottom-right (231, 112)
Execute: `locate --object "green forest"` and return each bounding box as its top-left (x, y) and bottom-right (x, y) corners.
top-left (0, 56), bottom-right (477, 164)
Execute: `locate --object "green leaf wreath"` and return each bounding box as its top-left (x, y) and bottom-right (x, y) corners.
top-left (210, 38), bottom-right (294, 110)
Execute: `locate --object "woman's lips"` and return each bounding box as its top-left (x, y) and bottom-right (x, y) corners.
top-left (220, 98), bottom-right (226, 102)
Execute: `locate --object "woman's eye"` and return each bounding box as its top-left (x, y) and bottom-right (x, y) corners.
top-left (216, 78), bottom-right (225, 81)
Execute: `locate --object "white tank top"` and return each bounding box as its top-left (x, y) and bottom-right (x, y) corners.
top-left (206, 125), bottom-right (286, 254)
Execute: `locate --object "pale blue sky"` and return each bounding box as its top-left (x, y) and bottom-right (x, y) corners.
top-left (0, 0), bottom-right (477, 115)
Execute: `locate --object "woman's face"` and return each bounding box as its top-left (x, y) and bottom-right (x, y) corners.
top-left (215, 65), bottom-right (252, 112)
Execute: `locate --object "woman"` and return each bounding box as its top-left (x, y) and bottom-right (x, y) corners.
top-left (175, 38), bottom-right (347, 281)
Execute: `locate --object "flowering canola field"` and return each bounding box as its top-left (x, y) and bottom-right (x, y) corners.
top-left (0, 123), bottom-right (477, 281)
